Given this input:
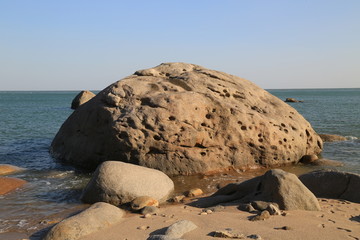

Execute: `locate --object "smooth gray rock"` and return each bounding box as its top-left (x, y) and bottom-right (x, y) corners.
top-left (165, 220), bottom-right (197, 238)
top-left (141, 206), bottom-right (160, 215)
top-left (43, 202), bottom-right (125, 240)
top-left (254, 169), bottom-right (321, 211)
top-left (81, 161), bottom-right (174, 205)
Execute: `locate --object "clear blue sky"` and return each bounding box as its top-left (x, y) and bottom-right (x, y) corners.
top-left (1, 0), bottom-right (359, 90)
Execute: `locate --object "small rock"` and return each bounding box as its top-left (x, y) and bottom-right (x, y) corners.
top-left (131, 196), bottom-right (159, 210)
top-left (266, 204), bottom-right (281, 215)
top-left (204, 205), bottom-right (225, 212)
top-left (251, 201), bottom-right (277, 211)
top-left (300, 154), bottom-right (319, 164)
top-left (147, 235), bottom-right (184, 240)
top-left (165, 220), bottom-right (197, 238)
top-left (213, 229), bottom-right (245, 238)
top-left (141, 206), bottom-right (160, 215)
top-left (250, 210), bottom-right (270, 221)
top-left (199, 212), bottom-right (207, 215)
top-left (206, 209), bottom-right (213, 214)
top-left (172, 195), bottom-right (186, 203)
top-left (319, 134), bottom-right (347, 142)
top-left (285, 98), bottom-right (303, 103)
top-left (186, 188), bottom-right (203, 197)
top-left (238, 203), bottom-right (256, 213)
top-left (144, 213), bottom-right (152, 218)
top-left (137, 225), bottom-right (150, 230)
top-left (247, 234), bottom-right (262, 239)
top-left (71, 90), bottom-right (96, 109)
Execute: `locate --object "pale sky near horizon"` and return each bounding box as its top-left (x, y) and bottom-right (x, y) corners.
top-left (1, 0), bottom-right (359, 90)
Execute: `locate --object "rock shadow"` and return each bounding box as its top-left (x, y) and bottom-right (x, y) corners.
top-left (350, 215), bottom-right (360, 223)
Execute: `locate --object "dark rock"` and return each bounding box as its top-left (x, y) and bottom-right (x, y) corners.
top-left (299, 170), bottom-right (360, 203)
top-left (285, 98), bottom-right (303, 103)
top-left (319, 134), bottom-right (347, 142)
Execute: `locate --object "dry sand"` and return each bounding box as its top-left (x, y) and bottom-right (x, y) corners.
top-left (79, 198), bottom-right (360, 240)
top-left (1, 198), bottom-right (359, 240)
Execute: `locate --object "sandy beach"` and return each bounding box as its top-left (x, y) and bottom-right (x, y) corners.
top-left (75, 198), bottom-right (360, 240)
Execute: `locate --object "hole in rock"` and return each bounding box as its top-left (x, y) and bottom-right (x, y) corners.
top-left (206, 114), bottom-right (212, 119)
top-left (169, 116), bottom-right (176, 121)
top-left (241, 126), bottom-right (247, 130)
top-left (200, 152), bottom-right (206, 156)
top-left (153, 135), bottom-right (161, 141)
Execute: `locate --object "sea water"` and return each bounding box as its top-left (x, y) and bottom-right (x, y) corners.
top-left (0, 89), bottom-right (359, 235)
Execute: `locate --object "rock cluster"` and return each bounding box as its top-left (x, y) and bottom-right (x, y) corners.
top-left (51, 62), bottom-right (322, 175)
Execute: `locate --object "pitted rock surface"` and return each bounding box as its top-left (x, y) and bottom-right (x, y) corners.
top-left (51, 62), bottom-right (322, 175)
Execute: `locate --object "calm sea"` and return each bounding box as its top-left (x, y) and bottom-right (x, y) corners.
top-left (0, 89), bottom-right (359, 235)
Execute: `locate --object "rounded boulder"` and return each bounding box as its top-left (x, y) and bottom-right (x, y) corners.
top-left (81, 161), bottom-right (174, 205)
top-left (51, 62), bottom-right (323, 175)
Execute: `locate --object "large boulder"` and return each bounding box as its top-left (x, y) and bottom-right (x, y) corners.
top-left (81, 161), bottom-right (174, 205)
top-left (299, 170), bottom-right (360, 203)
top-left (0, 177), bottom-right (27, 195)
top-left (51, 63), bottom-right (323, 175)
top-left (43, 202), bottom-right (125, 240)
top-left (193, 169), bottom-right (321, 211)
top-left (71, 90), bottom-right (96, 109)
